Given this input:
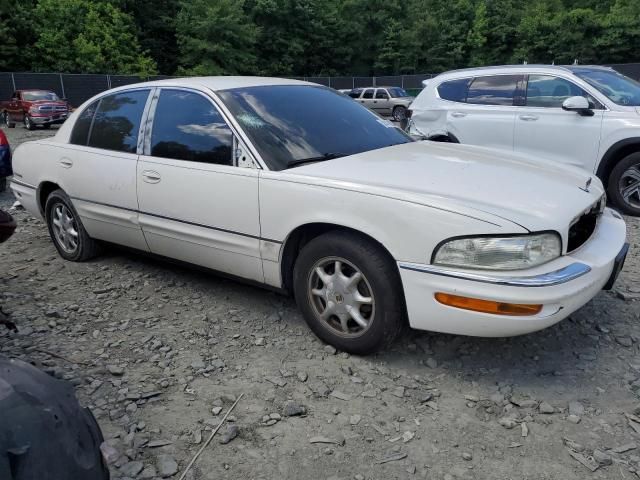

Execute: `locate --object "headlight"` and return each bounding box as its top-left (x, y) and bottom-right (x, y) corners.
top-left (29, 106), bottom-right (40, 113)
top-left (433, 233), bottom-right (561, 270)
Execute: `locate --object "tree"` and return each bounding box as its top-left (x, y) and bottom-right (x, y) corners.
top-left (596, 0), bottom-right (640, 64)
top-left (0, 0), bottom-right (37, 71)
top-left (32, 0), bottom-right (157, 75)
top-left (176, 0), bottom-right (258, 76)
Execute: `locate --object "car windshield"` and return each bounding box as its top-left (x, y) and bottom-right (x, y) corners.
top-left (387, 87), bottom-right (410, 98)
top-left (218, 85), bottom-right (411, 171)
top-left (21, 91), bottom-right (60, 101)
top-left (574, 70), bottom-right (640, 106)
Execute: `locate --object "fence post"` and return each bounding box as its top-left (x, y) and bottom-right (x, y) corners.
top-left (59, 74), bottom-right (66, 99)
top-left (10, 73), bottom-right (16, 92)
top-left (107, 75), bottom-right (112, 89)
top-left (401, 76), bottom-right (404, 89)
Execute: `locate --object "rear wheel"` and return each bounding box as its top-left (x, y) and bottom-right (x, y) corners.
top-left (293, 230), bottom-right (404, 354)
top-left (3, 111), bottom-right (15, 128)
top-left (45, 189), bottom-right (100, 261)
top-left (608, 152), bottom-right (640, 216)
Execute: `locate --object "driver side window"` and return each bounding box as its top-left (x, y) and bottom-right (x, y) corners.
top-left (526, 75), bottom-right (601, 109)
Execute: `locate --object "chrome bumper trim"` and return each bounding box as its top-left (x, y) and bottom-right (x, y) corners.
top-left (398, 261), bottom-right (591, 287)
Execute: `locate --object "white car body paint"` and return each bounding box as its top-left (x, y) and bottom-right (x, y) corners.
top-left (10, 76), bottom-right (627, 338)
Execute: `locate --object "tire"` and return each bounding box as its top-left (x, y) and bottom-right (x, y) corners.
top-left (0, 177), bottom-right (6, 192)
top-left (392, 105), bottom-right (407, 122)
top-left (44, 189), bottom-right (100, 261)
top-left (293, 230), bottom-right (405, 354)
top-left (43, 123), bottom-right (51, 130)
top-left (607, 152), bottom-right (640, 216)
top-left (24, 114), bottom-right (35, 130)
top-left (3, 111), bottom-right (15, 128)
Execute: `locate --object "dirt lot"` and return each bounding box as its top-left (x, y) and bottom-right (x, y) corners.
top-left (2, 125), bottom-right (640, 480)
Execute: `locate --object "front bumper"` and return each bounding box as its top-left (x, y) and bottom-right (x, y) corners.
top-left (399, 208), bottom-right (627, 337)
top-left (30, 113), bottom-right (68, 125)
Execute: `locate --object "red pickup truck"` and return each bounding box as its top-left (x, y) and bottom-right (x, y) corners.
top-left (1, 89), bottom-right (70, 130)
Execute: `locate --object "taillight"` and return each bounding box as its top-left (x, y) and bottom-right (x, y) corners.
top-left (0, 130), bottom-right (8, 147)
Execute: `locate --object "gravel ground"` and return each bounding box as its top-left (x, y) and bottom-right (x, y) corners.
top-left (2, 125), bottom-right (640, 480)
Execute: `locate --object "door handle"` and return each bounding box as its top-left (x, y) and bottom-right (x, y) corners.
top-left (142, 170), bottom-right (161, 183)
top-left (451, 112), bottom-right (467, 118)
top-left (59, 158), bottom-right (73, 168)
top-left (519, 114), bottom-right (539, 121)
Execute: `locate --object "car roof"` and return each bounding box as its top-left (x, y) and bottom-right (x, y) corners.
top-left (105, 76), bottom-right (316, 94)
top-left (434, 64), bottom-right (615, 79)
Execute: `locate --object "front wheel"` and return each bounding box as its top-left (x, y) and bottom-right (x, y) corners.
top-left (45, 189), bottom-right (100, 261)
top-left (392, 105), bottom-right (407, 122)
top-left (3, 111), bottom-right (15, 128)
top-left (24, 115), bottom-right (35, 131)
top-left (608, 152), bottom-right (640, 216)
top-left (293, 231), bottom-right (405, 354)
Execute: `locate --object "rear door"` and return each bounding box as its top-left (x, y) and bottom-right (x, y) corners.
top-left (513, 74), bottom-right (604, 172)
top-left (64, 88), bottom-right (151, 251)
top-left (444, 74), bottom-right (523, 151)
top-left (136, 88), bottom-right (263, 282)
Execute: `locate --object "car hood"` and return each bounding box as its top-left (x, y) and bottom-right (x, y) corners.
top-left (288, 141), bottom-right (604, 233)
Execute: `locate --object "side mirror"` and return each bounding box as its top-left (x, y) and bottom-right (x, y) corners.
top-left (562, 96), bottom-right (594, 116)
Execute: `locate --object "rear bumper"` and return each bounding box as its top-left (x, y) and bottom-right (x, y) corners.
top-left (399, 208), bottom-right (627, 337)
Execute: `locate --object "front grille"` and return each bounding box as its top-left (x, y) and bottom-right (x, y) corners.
top-left (567, 198), bottom-right (603, 252)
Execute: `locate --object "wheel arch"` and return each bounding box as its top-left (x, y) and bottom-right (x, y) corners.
top-left (279, 222), bottom-right (400, 294)
top-left (428, 132), bottom-right (460, 143)
top-left (37, 181), bottom-right (62, 217)
top-left (597, 137), bottom-right (640, 187)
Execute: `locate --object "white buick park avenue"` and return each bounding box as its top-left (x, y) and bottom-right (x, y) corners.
top-left (10, 77), bottom-right (628, 354)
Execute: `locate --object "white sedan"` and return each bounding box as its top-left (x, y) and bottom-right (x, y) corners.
top-left (10, 77), bottom-right (628, 354)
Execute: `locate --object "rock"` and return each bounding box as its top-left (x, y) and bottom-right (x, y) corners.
top-left (323, 345), bottom-right (337, 355)
top-left (220, 424), bottom-right (240, 444)
top-left (254, 337), bottom-right (265, 346)
top-left (148, 439), bottom-right (172, 448)
top-left (107, 365), bottom-right (125, 376)
top-left (567, 415), bottom-right (581, 424)
top-left (391, 386), bottom-right (405, 398)
top-left (593, 449), bottom-right (612, 466)
top-left (539, 402), bottom-right (555, 414)
top-left (100, 443), bottom-right (119, 464)
top-left (297, 371), bottom-right (308, 382)
top-left (212, 406), bottom-right (223, 415)
top-left (462, 452), bottom-right (473, 461)
top-left (402, 431), bottom-right (415, 443)
top-left (563, 437), bottom-right (585, 453)
top-left (310, 436), bottom-right (344, 445)
top-left (140, 466), bottom-right (157, 479)
top-left (499, 417), bottom-right (517, 429)
top-left (350, 414), bottom-right (362, 426)
top-left (330, 390), bottom-right (352, 401)
top-left (616, 336), bottom-right (633, 347)
top-left (612, 443), bottom-right (637, 453)
top-left (426, 358), bottom-right (438, 369)
top-left (190, 358), bottom-right (206, 369)
top-left (120, 461), bottom-right (144, 477)
top-left (377, 452), bottom-right (407, 464)
top-left (283, 402), bottom-right (306, 417)
top-left (568, 401), bottom-right (585, 416)
top-left (156, 455), bottom-right (179, 477)
top-left (521, 422), bottom-right (529, 437)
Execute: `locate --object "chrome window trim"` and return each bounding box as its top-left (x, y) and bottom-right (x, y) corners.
top-left (398, 261), bottom-right (591, 287)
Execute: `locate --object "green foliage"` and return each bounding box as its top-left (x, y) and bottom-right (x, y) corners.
top-left (32, 0), bottom-right (157, 75)
top-left (1, 0), bottom-right (640, 76)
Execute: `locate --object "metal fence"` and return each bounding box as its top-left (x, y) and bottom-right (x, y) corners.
top-left (1, 64), bottom-right (639, 108)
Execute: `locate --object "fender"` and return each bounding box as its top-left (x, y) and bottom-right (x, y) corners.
top-left (596, 137), bottom-right (640, 183)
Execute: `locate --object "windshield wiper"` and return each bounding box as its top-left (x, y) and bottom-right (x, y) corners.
top-left (287, 152), bottom-right (345, 169)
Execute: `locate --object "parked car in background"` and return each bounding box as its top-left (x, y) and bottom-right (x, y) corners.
top-left (10, 77), bottom-right (627, 353)
top-left (348, 86), bottom-right (413, 121)
top-left (1, 89), bottom-right (70, 130)
top-left (408, 65), bottom-right (640, 215)
top-left (0, 129), bottom-right (11, 192)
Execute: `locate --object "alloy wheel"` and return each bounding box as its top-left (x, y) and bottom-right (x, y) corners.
top-left (619, 164), bottom-right (640, 210)
top-left (307, 256), bottom-right (375, 338)
top-left (393, 106), bottom-right (407, 121)
top-left (51, 203), bottom-right (79, 254)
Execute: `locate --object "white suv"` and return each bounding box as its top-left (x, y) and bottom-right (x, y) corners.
top-left (408, 65), bottom-right (640, 215)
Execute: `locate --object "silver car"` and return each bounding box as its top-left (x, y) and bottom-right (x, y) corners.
top-left (348, 86), bottom-right (413, 121)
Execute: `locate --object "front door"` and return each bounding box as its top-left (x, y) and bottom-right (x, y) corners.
top-left (373, 89), bottom-right (392, 115)
top-left (513, 74), bottom-right (604, 172)
top-left (136, 88), bottom-right (263, 282)
top-left (358, 88), bottom-right (375, 111)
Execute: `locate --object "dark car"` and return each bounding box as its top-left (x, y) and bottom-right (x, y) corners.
top-left (0, 129), bottom-right (11, 192)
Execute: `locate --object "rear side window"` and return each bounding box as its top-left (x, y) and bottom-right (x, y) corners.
top-left (150, 89), bottom-right (233, 165)
top-left (70, 100), bottom-right (99, 146)
top-left (348, 89), bottom-right (362, 98)
top-left (437, 78), bottom-right (471, 102)
top-left (88, 90), bottom-right (149, 153)
top-left (362, 89), bottom-right (374, 99)
top-left (467, 75), bottom-right (521, 106)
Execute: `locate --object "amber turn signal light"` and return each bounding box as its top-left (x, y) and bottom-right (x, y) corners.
top-left (434, 293), bottom-right (543, 316)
